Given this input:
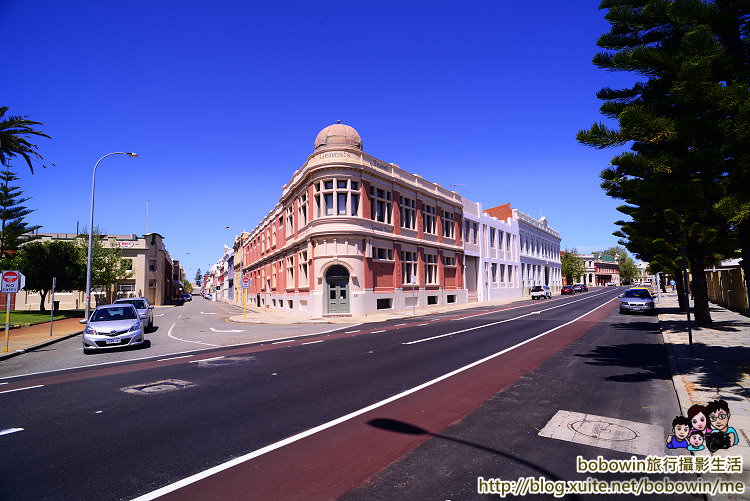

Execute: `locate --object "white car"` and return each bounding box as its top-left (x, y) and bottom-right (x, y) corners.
top-left (530, 285), bottom-right (551, 300)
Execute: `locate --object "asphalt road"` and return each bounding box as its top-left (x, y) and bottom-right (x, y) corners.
top-left (1, 288), bottom-right (643, 501)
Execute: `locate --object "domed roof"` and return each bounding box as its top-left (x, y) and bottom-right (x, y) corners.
top-left (314, 122), bottom-right (362, 151)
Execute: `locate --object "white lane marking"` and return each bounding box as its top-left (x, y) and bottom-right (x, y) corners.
top-left (168, 323), bottom-right (222, 347)
top-left (371, 330), bottom-right (386, 333)
top-left (189, 356), bottom-right (225, 364)
top-left (131, 296), bottom-right (618, 501)
top-left (417, 323), bottom-right (429, 326)
top-left (272, 340), bottom-right (293, 345)
top-left (209, 327), bottom-right (246, 333)
top-left (409, 291), bottom-right (614, 345)
top-left (0, 382), bottom-right (7, 385)
top-left (154, 314), bottom-right (165, 317)
top-left (301, 340), bottom-right (324, 345)
top-left (0, 428), bottom-right (24, 436)
top-left (450, 290), bottom-right (611, 321)
top-left (157, 355), bottom-right (194, 362)
top-left (344, 330), bottom-right (361, 334)
top-left (200, 312), bottom-right (217, 315)
top-left (0, 384), bottom-right (44, 395)
top-left (395, 323), bottom-right (407, 326)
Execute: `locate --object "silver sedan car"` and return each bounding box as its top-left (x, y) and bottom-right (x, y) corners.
top-left (113, 297), bottom-right (154, 330)
top-left (82, 304), bottom-right (145, 353)
top-left (619, 288), bottom-right (656, 314)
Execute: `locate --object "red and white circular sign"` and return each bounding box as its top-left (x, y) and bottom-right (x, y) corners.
top-left (242, 277), bottom-right (250, 285)
top-left (2, 271), bottom-right (18, 283)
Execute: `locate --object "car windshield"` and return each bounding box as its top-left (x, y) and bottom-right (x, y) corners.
top-left (531, 286), bottom-right (543, 292)
top-left (91, 307), bottom-right (138, 322)
top-left (117, 299), bottom-right (146, 309)
top-left (623, 290), bottom-right (652, 299)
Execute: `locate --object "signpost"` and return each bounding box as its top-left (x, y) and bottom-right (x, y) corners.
top-left (2, 270), bottom-right (26, 352)
top-left (241, 276), bottom-right (252, 318)
top-left (50, 277), bottom-right (57, 337)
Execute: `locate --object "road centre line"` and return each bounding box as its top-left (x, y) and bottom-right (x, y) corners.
top-left (0, 428), bottom-right (24, 436)
top-left (157, 355), bottom-right (194, 362)
top-left (301, 340), bottom-right (324, 345)
top-left (272, 340), bottom-right (293, 344)
top-left (405, 291), bottom-right (613, 345)
top-left (189, 356), bottom-right (225, 363)
top-left (131, 295), bottom-right (618, 501)
top-left (417, 324), bottom-right (429, 326)
top-left (450, 290), bottom-right (610, 321)
top-left (0, 384), bottom-right (44, 395)
top-left (344, 330), bottom-right (361, 333)
top-left (371, 330), bottom-right (387, 334)
top-left (395, 323), bottom-right (407, 326)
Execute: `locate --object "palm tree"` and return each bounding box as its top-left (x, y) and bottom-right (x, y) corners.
top-left (0, 106), bottom-right (53, 173)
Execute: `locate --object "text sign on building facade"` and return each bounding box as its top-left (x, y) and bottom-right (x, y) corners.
top-left (241, 276), bottom-right (252, 289)
top-left (1, 270), bottom-right (26, 293)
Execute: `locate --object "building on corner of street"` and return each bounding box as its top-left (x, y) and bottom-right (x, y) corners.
top-left (235, 122), bottom-right (468, 318)
top-left (14, 232), bottom-right (177, 310)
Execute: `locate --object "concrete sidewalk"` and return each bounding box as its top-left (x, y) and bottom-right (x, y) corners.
top-left (658, 291), bottom-right (750, 499)
top-left (226, 296), bottom-right (523, 325)
top-left (0, 317), bottom-right (84, 361)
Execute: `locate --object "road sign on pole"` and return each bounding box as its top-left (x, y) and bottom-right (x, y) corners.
top-left (241, 276), bottom-right (252, 288)
top-left (1, 270), bottom-right (25, 293)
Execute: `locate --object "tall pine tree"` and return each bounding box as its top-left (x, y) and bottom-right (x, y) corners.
top-left (578, 0), bottom-right (743, 325)
top-left (0, 169), bottom-right (41, 260)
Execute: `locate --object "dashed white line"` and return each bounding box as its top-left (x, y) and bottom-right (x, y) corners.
top-left (417, 323), bottom-right (429, 326)
top-left (189, 356), bottom-right (225, 363)
top-left (0, 428), bottom-right (24, 436)
top-left (157, 355), bottom-right (194, 362)
top-left (344, 330), bottom-right (361, 334)
top-left (371, 330), bottom-right (387, 334)
top-left (301, 340), bottom-right (324, 345)
top-left (395, 323), bottom-right (407, 326)
top-left (272, 340), bottom-right (293, 345)
top-left (0, 384), bottom-right (44, 395)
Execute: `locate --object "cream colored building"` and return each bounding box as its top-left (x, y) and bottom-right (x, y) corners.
top-left (17, 232), bottom-right (176, 310)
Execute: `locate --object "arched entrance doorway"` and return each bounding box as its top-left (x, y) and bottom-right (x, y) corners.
top-left (326, 265), bottom-right (350, 314)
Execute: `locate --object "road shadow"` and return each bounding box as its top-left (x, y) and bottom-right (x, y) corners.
top-left (576, 341), bottom-right (750, 401)
top-left (367, 418), bottom-right (577, 489)
top-left (147, 325), bottom-right (160, 333)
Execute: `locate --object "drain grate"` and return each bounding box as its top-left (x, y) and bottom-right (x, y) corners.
top-left (121, 379), bottom-right (195, 395)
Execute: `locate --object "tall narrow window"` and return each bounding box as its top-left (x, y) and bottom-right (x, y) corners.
top-left (400, 196), bottom-right (416, 230)
top-left (298, 250), bottom-right (309, 287)
top-left (298, 193), bottom-right (308, 226)
top-left (370, 186), bottom-right (392, 224)
top-left (402, 251), bottom-right (417, 285)
top-left (491, 263), bottom-right (498, 284)
top-left (286, 206), bottom-right (294, 234)
top-left (425, 254), bottom-right (438, 284)
top-left (286, 256), bottom-right (294, 288)
top-left (423, 205), bottom-right (436, 234)
top-left (489, 228), bottom-right (496, 247)
top-left (442, 211), bottom-right (455, 238)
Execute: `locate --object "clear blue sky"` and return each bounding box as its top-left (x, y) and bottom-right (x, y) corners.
top-left (2, 1), bottom-right (636, 282)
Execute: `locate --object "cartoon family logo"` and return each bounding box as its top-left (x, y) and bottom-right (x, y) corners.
top-left (666, 399), bottom-right (740, 452)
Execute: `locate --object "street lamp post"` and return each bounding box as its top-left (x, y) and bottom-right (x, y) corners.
top-left (84, 152), bottom-right (138, 323)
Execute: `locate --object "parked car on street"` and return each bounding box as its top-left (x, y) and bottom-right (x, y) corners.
top-left (572, 284), bottom-right (584, 293)
top-left (619, 288), bottom-right (656, 314)
top-left (561, 285), bottom-right (574, 295)
top-left (81, 304), bottom-right (145, 353)
top-left (577, 283), bottom-right (588, 292)
top-left (181, 293), bottom-right (192, 302)
top-left (113, 297), bottom-right (154, 330)
top-left (530, 285), bottom-right (552, 300)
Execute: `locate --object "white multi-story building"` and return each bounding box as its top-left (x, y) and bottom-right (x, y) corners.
top-left (516, 210), bottom-right (562, 294)
top-left (462, 199), bottom-right (521, 302)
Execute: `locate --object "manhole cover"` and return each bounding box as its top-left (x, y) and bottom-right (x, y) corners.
top-left (121, 379), bottom-right (195, 395)
top-left (568, 420), bottom-right (638, 441)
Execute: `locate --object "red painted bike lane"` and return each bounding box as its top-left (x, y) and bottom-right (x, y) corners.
top-left (148, 298), bottom-right (618, 501)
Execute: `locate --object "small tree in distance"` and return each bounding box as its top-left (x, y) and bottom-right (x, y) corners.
top-left (195, 268), bottom-right (202, 286)
top-left (561, 248), bottom-right (585, 285)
